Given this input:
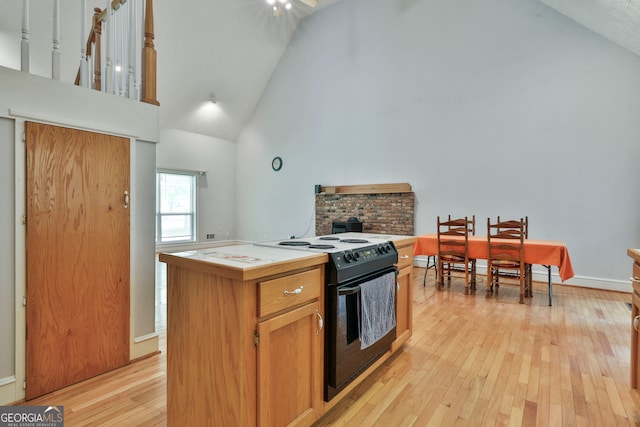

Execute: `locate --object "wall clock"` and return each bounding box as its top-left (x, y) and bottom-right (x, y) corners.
top-left (272, 156), bottom-right (283, 171)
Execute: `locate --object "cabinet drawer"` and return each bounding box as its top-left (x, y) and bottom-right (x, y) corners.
top-left (396, 244), bottom-right (414, 270)
top-left (259, 268), bottom-right (321, 318)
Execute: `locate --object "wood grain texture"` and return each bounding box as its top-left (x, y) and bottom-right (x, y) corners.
top-left (17, 271), bottom-right (640, 426)
top-left (166, 265), bottom-right (257, 426)
top-left (258, 269), bottom-right (321, 318)
top-left (141, 0), bottom-right (159, 106)
top-left (316, 273), bottom-right (640, 426)
top-left (320, 183), bottom-right (412, 195)
top-left (392, 265), bottom-right (413, 353)
top-left (396, 243), bottom-right (414, 270)
top-left (25, 121), bottom-right (130, 400)
top-left (257, 301), bottom-right (323, 426)
top-left (392, 238), bottom-right (415, 353)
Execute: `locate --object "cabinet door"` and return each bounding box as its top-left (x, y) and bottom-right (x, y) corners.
top-left (257, 302), bottom-right (324, 427)
top-left (392, 265), bottom-right (413, 352)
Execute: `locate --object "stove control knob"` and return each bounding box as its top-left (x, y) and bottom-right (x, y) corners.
top-left (385, 243), bottom-right (393, 252)
top-left (344, 252), bottom-right (353, 262)
top-left (377, 246), bottom-right (384, 254)
top-left (353, 251), bottom-right (360, 261)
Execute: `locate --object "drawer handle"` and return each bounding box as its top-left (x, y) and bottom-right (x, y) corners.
top-left (632, 277), bottom-right (640, 283)
top-left (635, 315), bottom-right (640, 332)
top-left (400, 255), bottom-right (410, 259)
top-left (283, 286), bottom-right (304, 296)
top-left (316, 310), bottom-right (324, 335)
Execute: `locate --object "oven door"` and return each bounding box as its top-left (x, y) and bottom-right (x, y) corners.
top-left (325, 266), bottom-right (397, 401)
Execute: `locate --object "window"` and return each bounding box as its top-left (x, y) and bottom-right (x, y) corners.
top-left (156, 170), bottom-right (197, 244)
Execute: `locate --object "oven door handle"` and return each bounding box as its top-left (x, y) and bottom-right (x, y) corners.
top-left (336, 268), bottom-right (398, 296)
top-left (338, 285), bottom-right (361, 296)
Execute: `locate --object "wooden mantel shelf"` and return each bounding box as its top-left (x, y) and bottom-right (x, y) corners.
top-left (320, 183), bottom-right (412, 195)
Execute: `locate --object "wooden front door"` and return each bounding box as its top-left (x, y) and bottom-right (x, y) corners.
top-left (25, 122), bottom-right (130, 400)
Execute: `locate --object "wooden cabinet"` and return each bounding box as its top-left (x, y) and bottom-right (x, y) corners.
top-left (256, 270), bottom-right (324, 427)
top-left (629, 248), bottom-right (640, 410)
top-left (392, 238), bottom-right (416, 352)
top-left (160, 249), bottom-right (327, 427)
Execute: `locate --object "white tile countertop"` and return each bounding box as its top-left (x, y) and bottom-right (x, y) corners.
top-left (159, 244), bottom-right (328, 281)
top-left (168, 244), bottom-right (323, 268)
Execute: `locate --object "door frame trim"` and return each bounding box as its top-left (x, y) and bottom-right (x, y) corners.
top-left (12, 117), bottom-right (145, 403)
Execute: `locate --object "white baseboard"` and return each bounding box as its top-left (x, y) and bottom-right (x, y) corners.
top-left (131, 332), bottom-right (160, 360)
top-left (0, 376), bottom-right (17, 405)
top-left (413, 256), bottom-right (632, 293)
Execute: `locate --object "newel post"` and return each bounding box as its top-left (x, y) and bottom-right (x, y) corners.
top-left (141, 0), bottom-right (159, 106)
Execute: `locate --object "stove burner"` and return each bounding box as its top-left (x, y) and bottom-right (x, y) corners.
top-left (309, 244), bottom-right (336, 249)
top-left (279, 241), bottom-right (311, 246)
top-left (340, 238), bottom-right (369, 244)
top-left (318, 236), bottom-right (340, 241)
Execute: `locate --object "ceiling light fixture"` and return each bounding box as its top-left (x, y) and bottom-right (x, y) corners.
top-left (267, 0), bottom-right (292, 16)
top-left (209, 92), bottom-right (217, 104)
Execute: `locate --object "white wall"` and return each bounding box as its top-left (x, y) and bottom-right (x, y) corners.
top-left (0, 118), bottom-right (14, 381)
top-left (156, 128), bottom-right (237, 246)
top-left (132, 140), bottom-right (157, 338)
top-left (236, 0), bottom-right (640, 289)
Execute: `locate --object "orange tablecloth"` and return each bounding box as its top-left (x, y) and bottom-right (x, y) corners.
top-left (413, 234), bottom-right (575, 282)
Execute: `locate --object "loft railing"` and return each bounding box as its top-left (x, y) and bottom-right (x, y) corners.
top-left (19, 0), bottom-right (158, 106)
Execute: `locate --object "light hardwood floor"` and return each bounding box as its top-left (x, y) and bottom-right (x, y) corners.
top-left (21, 269), bottom-right (640, 426)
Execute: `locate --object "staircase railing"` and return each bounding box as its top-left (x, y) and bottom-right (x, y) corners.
top-left (20, 0), bottom-right (158, 106)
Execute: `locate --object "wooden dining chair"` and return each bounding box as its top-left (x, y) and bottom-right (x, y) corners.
top-left (487, 217), bottom-right (530, 304)
top-left (497, 216), bottom-right (532, 297)
top-left (436, 215), bottom-right (476, 293)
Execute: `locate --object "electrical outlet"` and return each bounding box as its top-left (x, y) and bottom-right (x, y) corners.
top-left (206, 233), bottom-right (215, 240)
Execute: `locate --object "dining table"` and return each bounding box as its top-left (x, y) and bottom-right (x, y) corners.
top-left (413, 234), bottom-right (575, 306)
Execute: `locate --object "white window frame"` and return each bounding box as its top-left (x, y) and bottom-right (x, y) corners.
top-left (156, 169), bottom-right (197, 245)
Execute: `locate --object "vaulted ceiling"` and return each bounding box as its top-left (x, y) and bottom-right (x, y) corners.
top-left (154, 0), bottom-right (341, 142)
top-left (542, 0), bottom-right (640, 56)
top-left (0, 0), bottom-right (638, 143)
top-left (155, 0), bottom-right (640, 142)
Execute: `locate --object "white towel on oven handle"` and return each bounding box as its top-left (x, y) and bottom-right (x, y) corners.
top-left (359, 271), bottom-right (396, 349)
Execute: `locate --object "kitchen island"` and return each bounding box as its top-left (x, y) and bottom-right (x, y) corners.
top-left (159, 234), bottom-right (416, 427)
